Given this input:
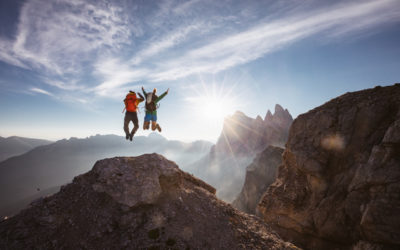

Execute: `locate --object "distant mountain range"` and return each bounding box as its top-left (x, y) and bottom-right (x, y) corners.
top-left (0, 133), bottom-right (212, 217)
top-left (187, 104), bottom-right (293, 202)
top-left (0, 136), bottom-right (52, 162)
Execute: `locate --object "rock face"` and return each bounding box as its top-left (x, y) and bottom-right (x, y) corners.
top-left (188, 105), bottom-right (293, 202)
top-left (0, 154), bottom-right (298, 250)
top-left (232, 146), bottom-right (284, 214)
top-left (258, 84), bottom-right (400, 249)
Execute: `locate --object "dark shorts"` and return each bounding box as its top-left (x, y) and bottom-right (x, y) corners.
top-left (125, 111), bottom-right (139, 126)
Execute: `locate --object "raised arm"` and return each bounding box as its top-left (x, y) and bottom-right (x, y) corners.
top-left (141, 86), bottom-right (147, 96)
top-left (156, 88), bottom-right (169, 103)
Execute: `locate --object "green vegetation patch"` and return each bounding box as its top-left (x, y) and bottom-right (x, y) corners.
top-left (166, 238), bottom-right (176, 246)
top-left (148, 228), bottom-right (160, 240)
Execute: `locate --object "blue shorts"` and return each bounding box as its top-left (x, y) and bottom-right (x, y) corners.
top-left (144, 113), bottom-right (157, 122)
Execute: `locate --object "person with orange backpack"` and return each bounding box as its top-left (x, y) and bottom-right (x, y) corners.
top-left (123, 90), bottom-right (144, 141)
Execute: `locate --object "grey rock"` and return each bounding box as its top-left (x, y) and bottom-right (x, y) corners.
top-left (258, 84), bottom-right (400, 249)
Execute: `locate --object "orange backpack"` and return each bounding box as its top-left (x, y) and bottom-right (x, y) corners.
top-left (124, 92), bottom-right (137, 112)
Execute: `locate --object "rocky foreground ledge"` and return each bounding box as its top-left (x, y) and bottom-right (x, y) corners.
top-left (0, 154), bottom-right (298, 249)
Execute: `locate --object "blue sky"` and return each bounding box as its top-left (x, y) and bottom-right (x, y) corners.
top-left (0, 0), bottom-right (399, 142)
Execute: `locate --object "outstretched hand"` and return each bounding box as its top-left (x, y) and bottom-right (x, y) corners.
top-left (141, 86), bottom-right (144, 91)
top-left (166, 88), bottom-right (170, 94)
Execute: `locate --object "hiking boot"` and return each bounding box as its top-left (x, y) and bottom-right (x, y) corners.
top-left (156, 124), bottom-right (162, 132)
top-left (129, 133), bottom-right (134, 141)
top-left (125, 134), bottom-right (129, 140)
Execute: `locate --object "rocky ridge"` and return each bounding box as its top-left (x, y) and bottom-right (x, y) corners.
top-left (232, 146), bottom-right (284, 214)
top-left (0, 154), bottom-right (298, 250)
top-left (258, 84), bottom-right (400, 249)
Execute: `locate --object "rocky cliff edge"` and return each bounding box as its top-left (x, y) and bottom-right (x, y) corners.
top-left (258, 84), bottom-right (400, 249)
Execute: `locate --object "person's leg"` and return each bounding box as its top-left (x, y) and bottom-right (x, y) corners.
top-left (123, 114), bottom-right (130, 140)
top-left (130, 112), bottom-right (139, 140)
top-left (151, 114), bottom-right (161, 132)
top-left (143, 113), bottom-right (150, 130)
top-left (156, 123), bottom-right (162, 132)
top-left (151, 121), bottom-right (157, 131)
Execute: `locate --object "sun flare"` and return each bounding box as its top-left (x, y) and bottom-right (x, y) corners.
top-left (186, 81), bottom-right (241, 124)
top-left (200, 95), bottom-right (230, 120)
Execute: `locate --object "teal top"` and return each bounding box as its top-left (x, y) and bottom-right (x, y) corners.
top-left (142, 89), bottom-right (168, 115)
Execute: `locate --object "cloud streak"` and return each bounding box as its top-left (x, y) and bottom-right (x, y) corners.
top-left (0, 0), bottom-right (399, 100)
top-left (30, 87), bottom-right (54, 96)
top-left (148, 0), bottom-right (400, 81)
top-left (1, 0), bottom-right (131, 75)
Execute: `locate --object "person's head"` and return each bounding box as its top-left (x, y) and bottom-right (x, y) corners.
top-left (153, 88), bottom-right (157, 94)
top-left (129, 90), bottom-right (136, 97)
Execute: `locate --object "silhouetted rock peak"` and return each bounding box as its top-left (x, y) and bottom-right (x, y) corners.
top-left (264, 110), bottom-right (273, 121)
top-left (233, 110), bottom-right (246, 117)
top-left (215, 105), bottom-right (293, 156)
top-left (0, 154), bottom-right (298, 249)
top-left (274, 104), bottom-right (284, 113)
top-left (258, 84), bottom-right (400, 249)
top-left (265, 104), bottom-right (293, 128)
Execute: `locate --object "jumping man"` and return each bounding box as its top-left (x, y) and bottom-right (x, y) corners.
top-left (142, 87), bottom-right (169, 132)
top-left (123, 90), bottom-right (144, 141)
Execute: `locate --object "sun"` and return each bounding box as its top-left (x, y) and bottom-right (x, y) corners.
top-left (186, 80), bottom-right (241, 124)
top-left (200, 95), bottom-right (231, 121)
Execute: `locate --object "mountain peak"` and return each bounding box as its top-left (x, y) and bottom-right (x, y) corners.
top-left (264, 110), bottom-right (273, 121)
top-left (232, 110), bottom-right (246, 117)
top-left (274, 104), bottom-right (285, 113)
top-left (91, 154), bottom-right (215, 207)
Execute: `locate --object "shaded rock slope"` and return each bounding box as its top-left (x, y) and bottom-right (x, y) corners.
top-left (232, 146), bottom-right (284, 214)
top-left (188, 104), bottom-right (292, 202)
top-left (258, 84), bottom-right (400, 249)
top-left (0, 154), bottom-right (298, 250)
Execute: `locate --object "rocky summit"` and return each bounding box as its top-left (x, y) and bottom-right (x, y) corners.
top-left (232, 146), bottom-right (284, 215)
top-left (258, 84), bottom-right (400, 249)
top-left (0, 154), bottom-right (298, 250)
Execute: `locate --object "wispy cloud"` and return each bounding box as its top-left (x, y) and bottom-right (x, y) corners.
top-left (30, 87), bottom-right (54, 96)
top-left (1, 0), bottom-right (131, 75)
top-left (149, 0), bottom-right (400, 81)
top-left (0, 0), bottom-right (400, 100)
top-left (131, 23), bottom-right (205, 65)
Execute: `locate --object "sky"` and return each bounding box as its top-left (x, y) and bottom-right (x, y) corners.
top-left (0, 0), bottom-right (399, 142)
